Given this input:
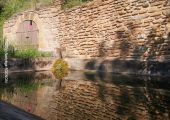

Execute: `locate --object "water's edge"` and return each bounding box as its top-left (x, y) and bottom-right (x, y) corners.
top-left (0, 58), bottom-right (170, 76)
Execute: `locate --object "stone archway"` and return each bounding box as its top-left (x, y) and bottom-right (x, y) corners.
top-left (3, 10), bottom-right (60, 53)
top-left (16, 20), bottom-right (39, 50)
top-left (11, 11), bottom-right (48, 51)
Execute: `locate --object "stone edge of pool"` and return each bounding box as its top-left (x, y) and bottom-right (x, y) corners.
top-left (0, 57), bottom-right (170, 76)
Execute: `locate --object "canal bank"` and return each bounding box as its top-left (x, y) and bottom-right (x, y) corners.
top-left (1, 57), bottom-right (170, 77)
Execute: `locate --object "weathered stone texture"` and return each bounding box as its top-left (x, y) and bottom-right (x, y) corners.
top-left (57, 0), bottom-right (170, 60)
top-left (47, 79), bottom-right (170, 120)
top-left (3, 0), bottom-right (170, 61)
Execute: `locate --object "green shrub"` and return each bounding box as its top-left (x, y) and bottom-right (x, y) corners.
top-left (14, 48), bottom-right (52, 58)
top-left (62, 0), bottom-right (91, 9)
top-left (52, 59), bottom-right (69, 79)
top-left (18, 82), bottom-right (40, 94)
top-left (14, 48), bottom-right (40, 58)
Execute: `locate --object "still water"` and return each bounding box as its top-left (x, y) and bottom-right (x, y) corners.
top-left (0, 71), bottom-right (170, 120)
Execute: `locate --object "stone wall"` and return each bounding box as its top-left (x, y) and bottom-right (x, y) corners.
top-left (3, 0), bottom-right (170, 74)
top-left (58, 0), bottom-right (170, 60)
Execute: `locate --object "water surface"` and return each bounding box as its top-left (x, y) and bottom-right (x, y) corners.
top-left (0, 71), bottom-right (170, 120)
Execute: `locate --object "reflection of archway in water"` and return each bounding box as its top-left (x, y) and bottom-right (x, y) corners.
top-left (16, 20), bottom-right (39, 50)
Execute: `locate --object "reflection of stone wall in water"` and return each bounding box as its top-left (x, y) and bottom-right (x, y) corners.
top-left (1, 71), bottom-right (170, 119)
top-left (48, 80), bottom-right (170, 120)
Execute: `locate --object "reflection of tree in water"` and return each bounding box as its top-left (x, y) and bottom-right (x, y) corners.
top-left (0, 73), bottom-right (40, 113)
top-left (0, 71), bottom-right (56, 115)
top-left (142, 78), bottom-right (170, 120)
top-left (0, 72), bottom-right (55, 99)
top-left (0, 73), bottom-right (40, 99)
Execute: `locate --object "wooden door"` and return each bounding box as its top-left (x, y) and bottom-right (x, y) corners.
top-left (16, 20), bottom-right (39, 50)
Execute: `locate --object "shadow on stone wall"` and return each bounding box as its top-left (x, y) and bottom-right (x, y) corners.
top-left (115, 21), bottom-right (169, 61)
top-left (84, 20), bottom-right (170, 119)
top-left (0, 58), bottom-right (54, 72)
top-left (85, 18), bottom-right (170, 75)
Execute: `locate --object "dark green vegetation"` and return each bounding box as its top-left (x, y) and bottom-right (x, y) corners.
top-left (0, 48), bottom-right (52, 58)
top-left (0, 39), bottom-right (52, 58)
top-left (0, 79), bottom-right (39, 98)
top-left (0, 39), bottom-right (4, 57)
top-left (14, 48), bottom-right (52, 58)
top-left (52, 59), bottom-right (69, 79)
top-left (62, 0), bottom-right (92, 9)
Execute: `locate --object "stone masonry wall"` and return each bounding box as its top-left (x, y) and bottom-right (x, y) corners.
top-left (57, 0), bottom-right (170, 60)
top-left (3, 0), bottom-right (170, 74)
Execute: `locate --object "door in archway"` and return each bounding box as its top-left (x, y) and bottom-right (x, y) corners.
top-left (16, 20), bottom-right (39, 50)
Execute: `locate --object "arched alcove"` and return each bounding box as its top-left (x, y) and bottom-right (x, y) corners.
top-left (16, 20), bottom-right (39, 50)
top-left (4, 11), bottom-right (60, 54)
top-left (10, 11), bottom-right (49, 51)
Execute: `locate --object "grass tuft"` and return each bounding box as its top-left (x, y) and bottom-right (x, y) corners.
top-left (14, 48), bottom-right (52, 58)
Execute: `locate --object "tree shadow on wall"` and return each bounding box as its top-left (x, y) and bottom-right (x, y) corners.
top-left (83, 20), bottom-right (170, 119)
top-left (114, 21), bottom-right (169, 62)
top-left (115, 28), bottom-right (133, 59)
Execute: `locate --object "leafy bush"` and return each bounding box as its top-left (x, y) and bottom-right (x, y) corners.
top-left (52, 59), bottom-right (69, 79)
